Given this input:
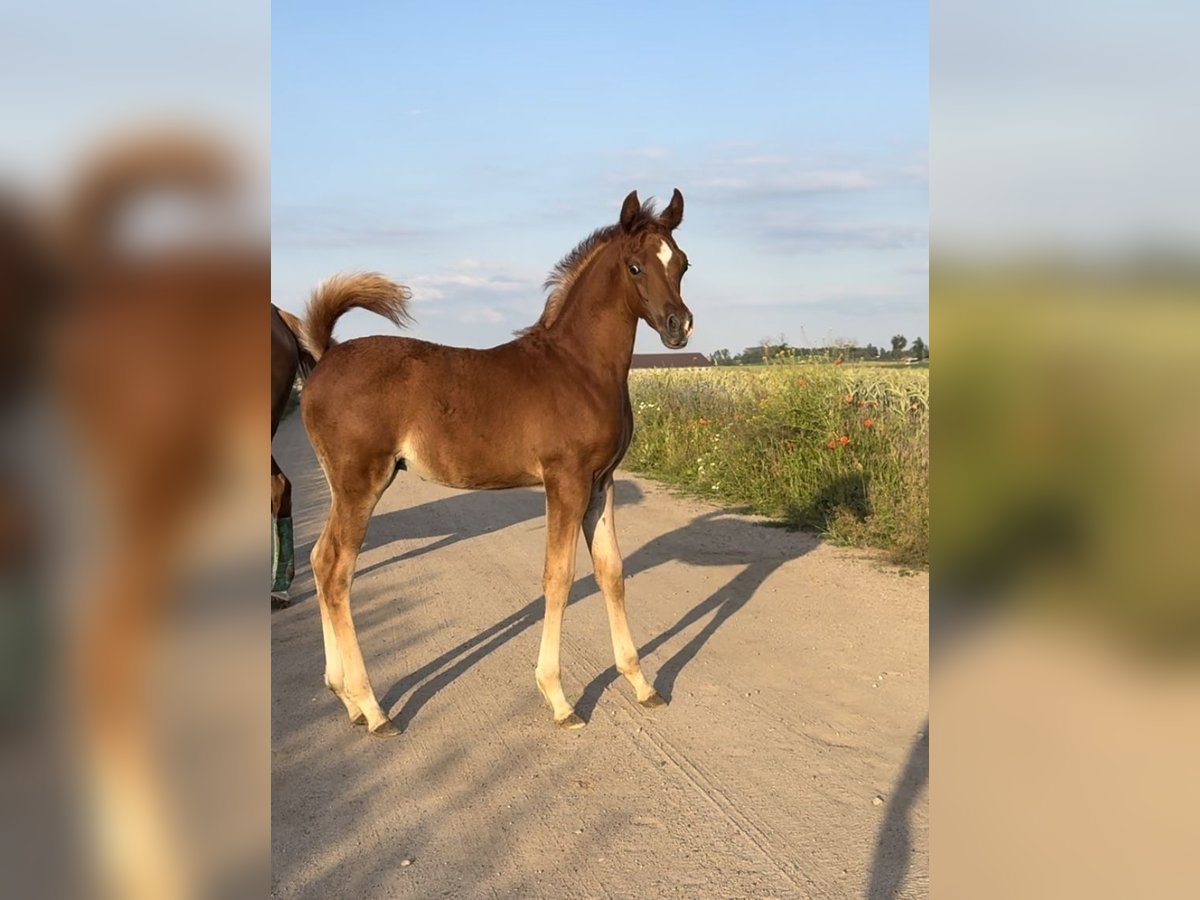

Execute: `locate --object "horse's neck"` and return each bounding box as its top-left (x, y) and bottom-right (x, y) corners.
top-left (550, 247), bottom-right (638, 381)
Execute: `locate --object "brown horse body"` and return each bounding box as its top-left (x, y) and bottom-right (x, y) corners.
top-left (300, 190), bottom-right (692, 734)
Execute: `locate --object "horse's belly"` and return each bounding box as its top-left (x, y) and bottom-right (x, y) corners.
top-left (396, 437), bottom-right (541, 490)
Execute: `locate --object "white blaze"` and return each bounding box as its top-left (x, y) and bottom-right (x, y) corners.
top-left (656, 239), bottom-right (673, 272)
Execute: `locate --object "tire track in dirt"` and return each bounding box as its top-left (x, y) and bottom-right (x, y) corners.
top-left (272, 412), bottom-right (927, 898)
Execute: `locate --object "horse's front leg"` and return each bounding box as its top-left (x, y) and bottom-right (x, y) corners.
top-left (583, 476), bottom-right (664, 707)
top-left (536, 472), bottom-right (590, 728)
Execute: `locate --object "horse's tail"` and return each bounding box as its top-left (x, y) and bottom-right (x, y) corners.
top-left (300, 272), bottom-right (413, 363)
top-left (274, 307), bottom-right (319, 378)
top-left (61, 129), bottom-right (237, 268)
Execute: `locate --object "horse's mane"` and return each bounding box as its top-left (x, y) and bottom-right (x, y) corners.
top-left (517, 198), bottom-right (661, 336)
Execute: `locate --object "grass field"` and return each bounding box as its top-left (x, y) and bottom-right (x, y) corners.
top-left (625, 362), bottom-right (929, 566)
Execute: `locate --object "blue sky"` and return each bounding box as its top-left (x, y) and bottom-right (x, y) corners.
top-left (273, 2), bottom-right (928, 355)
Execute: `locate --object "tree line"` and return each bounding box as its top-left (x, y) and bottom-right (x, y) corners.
top-left (709, 334), bottom-right (928, 366)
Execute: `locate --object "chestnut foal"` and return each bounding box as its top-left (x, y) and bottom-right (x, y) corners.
top-left (299, 190), bottom-right (693, 735)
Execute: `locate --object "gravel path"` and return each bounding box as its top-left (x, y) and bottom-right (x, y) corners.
top-left (271, 412), bottom-right (927, 899)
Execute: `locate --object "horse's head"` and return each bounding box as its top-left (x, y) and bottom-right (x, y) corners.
top-left (618, 189), bottom-right (693, 349)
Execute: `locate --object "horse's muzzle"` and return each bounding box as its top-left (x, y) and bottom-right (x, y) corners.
top-left (662, 310), bottom-right (693, 349)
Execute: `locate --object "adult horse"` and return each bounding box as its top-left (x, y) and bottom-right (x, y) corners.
top-left (299, 190), bottom-right (692, 736)
top-left (271, 304), bottom-right (315, 608)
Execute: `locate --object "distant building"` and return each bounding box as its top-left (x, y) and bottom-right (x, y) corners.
top-left (630, 352), bottom-right (713, 369)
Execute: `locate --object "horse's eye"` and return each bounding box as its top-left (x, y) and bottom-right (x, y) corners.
top-left (629, 264), bottom-right (641, 276)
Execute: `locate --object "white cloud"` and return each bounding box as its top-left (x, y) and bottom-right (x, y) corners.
top-left (409, 269), bottom-right (535, 301)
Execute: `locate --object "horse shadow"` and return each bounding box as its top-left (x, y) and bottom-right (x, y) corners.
top-left (376, 474), bottom-right (869, 729)
top-left (866, 720), bottom-right (929, 899)
top-left (571, 509), bottom-right (819, 719)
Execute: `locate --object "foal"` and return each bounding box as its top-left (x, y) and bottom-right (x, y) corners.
top-left (300, 190), bottom-right (693, 735)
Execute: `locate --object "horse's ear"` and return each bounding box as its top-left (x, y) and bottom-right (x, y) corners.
top-left (660, 188), bottom-right (684, 230)
top-left (619, 191), bottom-right (641, 231)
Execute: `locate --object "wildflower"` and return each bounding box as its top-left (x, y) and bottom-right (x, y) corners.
top-left (863, 418), bottom-right (875, 428)
top-left (844, 393), bottom-right (854, 404)
top-left (838, 435), bottom-right (851, 446)
top-left (826, 439), bottom-right (837, 449)
top-left (698, 417), bottom-right (711, 426)
top-left (834, 356), bottom-right (844, 366)
top-left (858, 401), bottom-right (867, 408)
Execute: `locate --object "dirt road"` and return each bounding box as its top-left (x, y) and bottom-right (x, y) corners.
top-left (271, 412), bottom-right (928, 899)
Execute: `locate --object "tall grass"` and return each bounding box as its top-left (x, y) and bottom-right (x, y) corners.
top-left (625, 363), bottom-right (929, 566)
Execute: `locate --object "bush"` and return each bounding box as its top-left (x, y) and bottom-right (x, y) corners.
top-left (625, 363), bottom-right (929, 566)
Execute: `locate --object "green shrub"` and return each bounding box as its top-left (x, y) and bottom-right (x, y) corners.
top-left (625, 363), bottom-right (929, 566)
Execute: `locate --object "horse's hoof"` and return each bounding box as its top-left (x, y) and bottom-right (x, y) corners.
top-left (350, 711), bottom-right (368, 727)
top-left (369, 718), bottom-right (401, 738)
top-left (639, 691), bottom-right (667, 709)
top-left (270, 592), bottom-right (291, 610)
top-left (556, 711), bottom-right (585, 729)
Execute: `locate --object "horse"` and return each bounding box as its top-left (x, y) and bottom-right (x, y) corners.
top-left (271, 304), bottom-right (315, 609)
top-left (297, 189), bottom-right (693, 736)
top-left (52, 129), bottom-right (268, 897)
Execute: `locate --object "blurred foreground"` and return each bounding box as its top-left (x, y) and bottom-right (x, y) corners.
top-left (932, 1), bottom-right (1200, 893)
top-left (0, 126), bottom-right (268, 898)
top-left (932, 264), bottom-right (1200, 897)
top-left (934, 264), bottom-right (1200, 650)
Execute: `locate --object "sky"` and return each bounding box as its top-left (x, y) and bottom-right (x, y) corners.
top-left (273, 1), bottom-right (928, 355)
top-left (5, 0), bottom-right (268, 183)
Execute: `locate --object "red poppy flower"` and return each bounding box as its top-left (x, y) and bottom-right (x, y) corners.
top-left (863, 418), bottom-right (875, 428)
top-left (838, 435), bottom-right (851, 445)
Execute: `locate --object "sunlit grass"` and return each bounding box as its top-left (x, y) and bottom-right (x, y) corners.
top-left (626, 362), bottom-right (929, 565)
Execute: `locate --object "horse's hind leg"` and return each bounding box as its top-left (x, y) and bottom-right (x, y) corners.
top-left (536, 473), bottom-right (591, 728)
top-left (583, 477), bottom-right (664, 707)
top-left (270, 455), bottom-right (294, 609)
top-left (311, 454), bottom-right (398, 736)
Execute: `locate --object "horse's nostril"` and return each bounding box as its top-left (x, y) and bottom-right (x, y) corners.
top-left (667, 314), bottom-right (680, 332)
